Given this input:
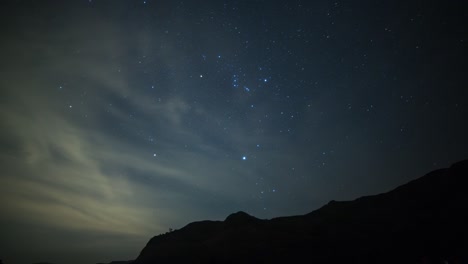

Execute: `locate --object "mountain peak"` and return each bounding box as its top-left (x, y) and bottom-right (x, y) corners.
top-left (225, 211), bottom-right (257, 224)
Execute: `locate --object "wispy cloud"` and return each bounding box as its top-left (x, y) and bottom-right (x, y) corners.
top-left (0, 16), bottom-right (264, 263)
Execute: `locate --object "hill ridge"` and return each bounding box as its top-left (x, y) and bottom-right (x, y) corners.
top-left (133, 160), bottom-right (468, 264)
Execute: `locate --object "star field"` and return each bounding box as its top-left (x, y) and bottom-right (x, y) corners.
top-left (0, 1), bottom-right (467, 264)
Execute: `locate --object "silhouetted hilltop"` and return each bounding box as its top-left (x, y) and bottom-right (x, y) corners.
top-left (96, 261), bottom-right (133, 264)
top-left (133, 160), bottom-right (468, 264)
top-left (225, 211), bottom-right (261, 226)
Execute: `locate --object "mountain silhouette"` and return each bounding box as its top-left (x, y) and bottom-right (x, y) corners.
top-left (133, 160), bottom-right (468, 264)
top-left (96, 261), bottom-right (133, 264)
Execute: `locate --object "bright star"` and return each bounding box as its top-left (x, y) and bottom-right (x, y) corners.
top-left (242, 156), bottom-right (247, 160)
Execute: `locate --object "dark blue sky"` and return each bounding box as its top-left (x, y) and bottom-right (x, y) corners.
top-left (0, 1), bottom-right (467, 263)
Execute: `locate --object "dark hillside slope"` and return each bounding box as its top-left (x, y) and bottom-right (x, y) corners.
top-left (134, 160), bottom-right (468, 264)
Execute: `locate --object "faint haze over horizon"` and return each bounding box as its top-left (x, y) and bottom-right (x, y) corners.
top-left (0, 1), bottom-right (467, 264)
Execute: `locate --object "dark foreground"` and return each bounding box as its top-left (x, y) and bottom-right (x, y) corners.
top-left (131, 160), bottom-right (468, 264)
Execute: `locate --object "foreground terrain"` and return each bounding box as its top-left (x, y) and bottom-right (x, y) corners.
top-left (132, 160), bottom-right (468, 263)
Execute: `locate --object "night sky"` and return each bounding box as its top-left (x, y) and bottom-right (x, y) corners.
top-left (1, 1), bottom-right (467, 263)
